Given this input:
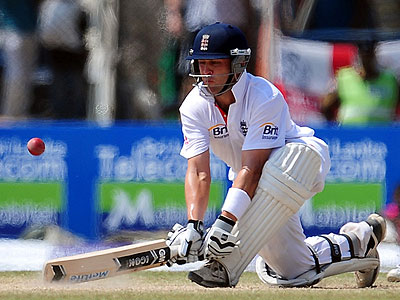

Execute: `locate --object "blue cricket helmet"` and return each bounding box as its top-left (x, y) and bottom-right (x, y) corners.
top-left (187, 22), bottom-right (251, 96)
top-left (187, 22), bottom-right (249, 60)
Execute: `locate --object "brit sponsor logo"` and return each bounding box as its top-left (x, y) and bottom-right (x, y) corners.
top-left (260, 122), bottom-right (278, 140)
top-left (70, 271), bottom-right (109, 282)
top-left (209, 124), bottom-right (229, 139)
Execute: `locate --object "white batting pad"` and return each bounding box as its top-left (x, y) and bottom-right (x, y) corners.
top-left (255, 255), bottom-right (379, 287)
top-left (218, 143), bottom-right (322, 286)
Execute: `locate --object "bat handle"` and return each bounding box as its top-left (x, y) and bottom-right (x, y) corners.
top-left (167, 244), bottom-right (206, 266)
top-left (169, 245), bottom-right (180, 258)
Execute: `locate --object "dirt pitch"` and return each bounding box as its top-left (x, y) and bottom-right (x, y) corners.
top-left (0, 271), bottom-right (400, 300)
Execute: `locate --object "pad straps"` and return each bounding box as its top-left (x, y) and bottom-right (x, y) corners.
top-left (319, 235), bottom-right (342, 263)
top-left (306, 244), bottom-right (321, 274)
top-left (338, 232), bottom-right (361, 258)
top-left (317, 233), bottom-right (361, 265)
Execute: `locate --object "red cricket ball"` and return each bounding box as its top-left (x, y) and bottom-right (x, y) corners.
top-left (27, 137), bottom-right (46, 156)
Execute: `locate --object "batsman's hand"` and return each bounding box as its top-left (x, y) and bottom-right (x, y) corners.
top-left (202, 215), bottom-right (237, 259)
top-left (166, 220), bottom-right (204, 265)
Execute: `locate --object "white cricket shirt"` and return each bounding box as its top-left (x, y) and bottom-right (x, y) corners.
top-left (180, 71), bottom-right (319, 179)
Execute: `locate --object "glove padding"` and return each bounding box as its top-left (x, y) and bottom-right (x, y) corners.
top-left (166, 220), bottom-right (204, 265)
top-left (203, 215), bottom-right (237, 259)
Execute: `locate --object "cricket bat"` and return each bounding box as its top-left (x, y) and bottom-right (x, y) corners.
top-left (43, 239), bottom-right (177, 284)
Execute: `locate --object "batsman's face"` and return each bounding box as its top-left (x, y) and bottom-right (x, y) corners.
top-left (198, 59), bottom-right (231, 94)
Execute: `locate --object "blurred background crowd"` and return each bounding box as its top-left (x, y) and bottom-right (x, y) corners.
top-left (0, 0), bottom-right (399, 124)
top-left (1, 0), bottom-right (400, 277)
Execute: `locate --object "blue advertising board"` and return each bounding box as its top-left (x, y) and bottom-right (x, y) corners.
top-left (0, 121), bottom-right (399, 240)
top-left (302, 126), bottom-right (400, 236)
top-left (0, 121), bottom-right (226, 240)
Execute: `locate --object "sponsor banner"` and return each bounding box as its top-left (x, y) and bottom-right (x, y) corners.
top-left (0, 182), bottom-right (63, 235)
top-left (301, 183), bottom-right (382, 231)
top-left (302, 127), bottom-right (398, 236)
top-left (98, 182), bottom-right (225, 235)
top-left (0, 122), bottom-right (399, 240)
top-left (96, 135), bottom-right (227, 236)
top-left (0, 135), bottom-right (66, 238)
top-left (0, 122), bottom-right (227, 239)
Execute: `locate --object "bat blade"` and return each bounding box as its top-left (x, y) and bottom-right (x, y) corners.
top-left (43, 239), bottom-right (175, 284)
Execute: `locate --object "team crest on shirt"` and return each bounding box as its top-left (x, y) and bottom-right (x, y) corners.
top-left (209, 124), bottom-right (229, 139)
top-left (240, 120), bottom-right (248, 136)
top-left (200, 35), bottom-right (210, 51)
top-left (260, 122), bottom-right (278, 140)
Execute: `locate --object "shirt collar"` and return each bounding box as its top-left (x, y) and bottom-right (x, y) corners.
top-left (197, 70), bottom-right (248, 103)
top-left (231, 70), bottom-right (248, 104)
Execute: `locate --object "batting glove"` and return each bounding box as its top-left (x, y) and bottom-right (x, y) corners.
top-left (166, 220), bottom-right (204, 265)
top-left (202, 215), bottom-right (237, 259)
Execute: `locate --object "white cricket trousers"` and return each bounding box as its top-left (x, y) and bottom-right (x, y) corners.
top-left (258, 136), bottom-right (373, 279)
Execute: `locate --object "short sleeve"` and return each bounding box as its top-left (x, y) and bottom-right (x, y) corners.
top-left (242, 92), bottom-right (287, 150)
top-left (179, 106), bottom-right (210, 159)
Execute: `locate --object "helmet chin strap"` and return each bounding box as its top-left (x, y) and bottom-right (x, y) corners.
top-left (211, 74), bottom-right (235, 96)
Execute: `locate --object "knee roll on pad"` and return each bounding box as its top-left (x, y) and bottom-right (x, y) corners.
top-left (259, 142), bottom-right (323, 208)
top-left (217, 143), bottom-right (322, 286)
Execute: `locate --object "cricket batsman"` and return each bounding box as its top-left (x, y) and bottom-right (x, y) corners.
top-left (166, 22), bottom-right (386, 288)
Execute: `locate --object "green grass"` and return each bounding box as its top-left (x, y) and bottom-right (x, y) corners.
top-left (0, 271), bottom-right (399, 300)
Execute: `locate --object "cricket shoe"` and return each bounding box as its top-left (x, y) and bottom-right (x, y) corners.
top-left (188, 260), bottom-right (231, 288)
top-left (387, 266), bottom-right (400, 282)
top-left (355, 214), bottom-right (386, 288)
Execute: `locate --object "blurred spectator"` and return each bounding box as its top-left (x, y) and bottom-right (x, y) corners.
top-left (321, 40), bottom-right (400, 125)
top-left (37, 0), bottom-right (88, 119)
top-left (0, 0), bottom-right (40, 119)
top-left (273, 38), bottom-right (358, 126)
top-left (160, 0), bottom-right (261, 118)
top-left (384, 186), bottom-right (400, 241)
top-left (116, 0), bottom-right (163, 120)
top-left (385, 185), bottom-right (400, 282)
